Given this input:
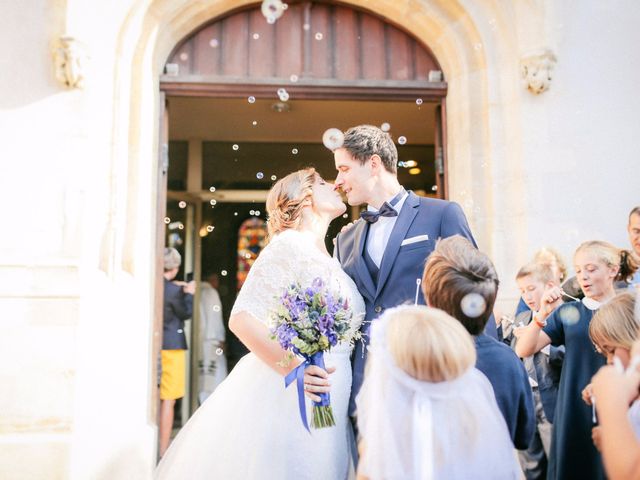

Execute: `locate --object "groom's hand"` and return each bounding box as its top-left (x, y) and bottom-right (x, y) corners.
top-left (303, 365), bottom-right (336, 402)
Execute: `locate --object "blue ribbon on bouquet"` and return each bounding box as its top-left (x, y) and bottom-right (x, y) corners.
top-left (284, 351), bottom-right (330, 433)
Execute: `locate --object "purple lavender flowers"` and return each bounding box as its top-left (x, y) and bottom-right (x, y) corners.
top-left (270, 277), bottom-right (354, 429)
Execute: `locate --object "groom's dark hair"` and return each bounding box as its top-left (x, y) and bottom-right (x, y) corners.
top-left (421, 236), bottom-right (499, 335)
top-left (342, 125), bottom-right (398, 174)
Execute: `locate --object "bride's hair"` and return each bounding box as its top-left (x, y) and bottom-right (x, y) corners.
top-left (266, 167), bottom-right (317, 238)
top-left (387, 306), bottom-right (476, 382)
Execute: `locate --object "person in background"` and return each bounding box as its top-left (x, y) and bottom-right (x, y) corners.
top-left (198, 272), bottom-right (228, 404)
top-left (627, 206), bottom-right (640, 289)
top-left (160, 248), bottom-right (195, 457)
top-left (508, 262), bottom-right (564, 479)
top-left (516, 240), bottom-right (638, 480)
top-left (513, 248), bottom-right (572, 319)
top-left (422, 235), bottom-right (535, 450)
top-left (587, 291), bottom-right (640, 479)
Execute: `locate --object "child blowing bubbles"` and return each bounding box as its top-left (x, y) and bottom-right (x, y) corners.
top-left (516, 240), bottom-right (639, 480)
top-left (355, 305), bottom-right (521, 480)
top-left (587, 291), bottom-right (640, 479)
top-left (509, 262), bottom-right (564, 477)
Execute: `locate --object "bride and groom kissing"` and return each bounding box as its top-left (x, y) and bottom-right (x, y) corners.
top-left (155, 124), bottom-right (477, 479)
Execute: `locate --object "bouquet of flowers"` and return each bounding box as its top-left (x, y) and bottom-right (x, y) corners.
top-left (270, 277), bottom-right (356, 431)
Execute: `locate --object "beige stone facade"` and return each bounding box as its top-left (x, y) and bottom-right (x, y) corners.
top-left (1, 0), bottom-right (639, 478)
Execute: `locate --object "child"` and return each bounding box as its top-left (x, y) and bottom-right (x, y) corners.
top-left (516, 240), bottom-right (638, 480)
top-left (356, 305), bottom-right (521, 480)
top-left (421, 235), bottom-right (535, 450)
top-left (508, 262), bottom-right (564, 479)
top-left (588, 291), bottom-right (640, 479)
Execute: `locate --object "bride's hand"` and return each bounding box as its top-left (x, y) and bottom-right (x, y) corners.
top-left (302, 365), bottom-right (336, 402)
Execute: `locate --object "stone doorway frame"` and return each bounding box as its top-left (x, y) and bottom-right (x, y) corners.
top-left (104, 0), bottom-right (529, 461)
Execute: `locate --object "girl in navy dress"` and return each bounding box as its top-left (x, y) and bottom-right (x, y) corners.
top-left (516, 241), bottom-right (638, 480)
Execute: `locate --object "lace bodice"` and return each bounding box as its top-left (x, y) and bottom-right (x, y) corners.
top-left (231, 229), bottom-right (365, 350)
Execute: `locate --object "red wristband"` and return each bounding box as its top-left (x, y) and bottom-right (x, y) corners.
top-left (533, 315), bottom-right (546, 329)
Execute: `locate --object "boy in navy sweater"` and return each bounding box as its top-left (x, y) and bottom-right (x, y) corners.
top-left (504, 262), bottom-right (563, 479)
top-left (421, 236), bottom-right (535, 450)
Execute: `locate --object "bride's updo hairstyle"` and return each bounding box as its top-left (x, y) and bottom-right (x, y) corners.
top-left (266, 167), bottom-right (317, 239)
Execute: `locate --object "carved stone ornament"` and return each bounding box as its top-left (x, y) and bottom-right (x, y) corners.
top-left (53, 36), bottom-right (88, 89)
top-left (520, 50), bottom-right (557, 95)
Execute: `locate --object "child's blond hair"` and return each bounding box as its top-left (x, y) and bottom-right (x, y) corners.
top-left (515, 261), bottom-right (555, 285)
top-left (386, 306), bottom-right (476, 382)
top-left (590, 291), bottom-right (639, 352)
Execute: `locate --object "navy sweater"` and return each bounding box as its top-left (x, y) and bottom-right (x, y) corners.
top-left (474, 333), bottom-right (535, 450)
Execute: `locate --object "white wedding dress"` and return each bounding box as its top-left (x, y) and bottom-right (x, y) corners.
top-left (155, 229), bottom-right (365, 480)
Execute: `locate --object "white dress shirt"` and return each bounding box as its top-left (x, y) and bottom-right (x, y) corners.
top-left (365, 190), bottom-right (408, 268)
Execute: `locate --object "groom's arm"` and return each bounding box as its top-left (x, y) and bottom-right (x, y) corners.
top-left (441, 201), bottom-right (477, 248)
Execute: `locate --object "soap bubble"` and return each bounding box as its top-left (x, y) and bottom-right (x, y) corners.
top-left (292, 148), bottom-right (298, 154)
top-left (209, 186), bottom-right (216, 192)
top-left (277, 88), bottom-right (289, 102)
top-left (460, 293), bottom-right (487, 318)
top-left (221, 270), bottom-right (228, 276)
top-left (398, 136), bottom-right (407, 145)
top-left (232, 144), bottom-right (239, 151)
top-left (206, 225), bottom-right (214, 232)
top-left (256, 172), bottom-right (264, 179)
top-left (290, 74), bottom-right (299, 82)
top-left (164, 217), bottom-right (171, 224)
top-left (216, 348), bottom-right (224, 356)
top-left (322, 128), bottom-right (344, 150)
top-left (209, 39), bottom-right (219, 48)
top-left (213, 305), bottom-right (221, 313)
top-left (252, 120), bottom-right (258, 126)
top-left (249, 210), bottom-right (255, 215)
top-left (315, 32), bottom-right (324, 40)
top-left (179, 52), bottom-right (189, 61)
top-left (416, 98), bottom-right (423, 105)
top-left (431, 185), bottom-right (438, 192)
top-left (177, 223), bottom-right (184, 230)
top-left (248, 96), bottom-right (256, 104)
top-left (255, 210), bottom-right (261, 216)
top-left (252, 33), bottom-right (260, 40)
top-left (474, 43), bottom-right (483, 51)
top-left (559, 304), bottom-right (581, 325)
top-left (303, 23), bottom-right (310, 31)
top-left (380, 122), bottom-right (391, 132)
top-left (209, 199), bottom-right (217, 206)
top-left (271, 175), bottom-right (277, 181)
top-left (261, 0), bottom-right (286, 23)
top-left (233, 212), bottom-right (238, 216)
top-left (342, 213), bottom-right (348, 218)
top-left (178, 201), bottom-right (187, 209)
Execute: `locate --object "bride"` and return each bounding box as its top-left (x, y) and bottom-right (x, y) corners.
top-left (155, 168), bottom-right (365, 479)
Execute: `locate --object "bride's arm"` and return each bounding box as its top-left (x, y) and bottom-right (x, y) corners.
top-left (230, 311), bottom-right (334, 399)
top-left (229, 311), bottom-right (295, 376)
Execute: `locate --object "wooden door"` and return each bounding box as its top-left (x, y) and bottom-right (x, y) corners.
top-left (152, 92), bottom-right (169, 432)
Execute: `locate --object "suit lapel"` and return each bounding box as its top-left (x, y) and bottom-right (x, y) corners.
top-left (375, 192), bottom-right (420, 298)
top-left (353, 220), bottom-right (376, 301)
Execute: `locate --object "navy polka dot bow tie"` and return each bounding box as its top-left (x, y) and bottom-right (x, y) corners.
top-left (360, 202), bottom-right (398, 224)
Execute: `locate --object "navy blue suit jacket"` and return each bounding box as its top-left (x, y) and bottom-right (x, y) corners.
top-left (475, 334), bottom-right (536, 449)
top-left (335, 192), bottom-right (477, 416)
top-left (163, 278), bottom-right (193, 350)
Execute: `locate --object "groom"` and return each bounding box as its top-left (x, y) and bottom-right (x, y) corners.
top-left (333, 124), bottom-right (479, 419)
